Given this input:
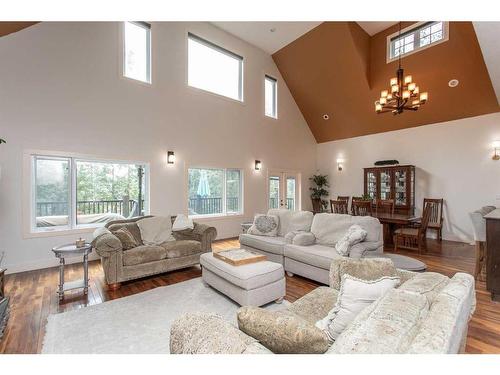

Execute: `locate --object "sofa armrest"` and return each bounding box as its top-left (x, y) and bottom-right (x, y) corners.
top-left (92, 232), bottom-right (122, 257)
top-left (395, 268), bottom-right (417, 284)
top-left (170, 313), bottom-right (268, 354)
top-left (349, 241), bottom-right (383, 258)
top-left (173, 222), bottom-right (217, 252)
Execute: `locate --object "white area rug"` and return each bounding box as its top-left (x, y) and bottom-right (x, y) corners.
top-left (42, 277), bottom-right (288, 354)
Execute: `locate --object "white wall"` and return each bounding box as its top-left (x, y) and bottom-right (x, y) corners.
top-left (317, 112), bottom-right (500, 243)
top-left (0, 22), bottom-right (317, 273)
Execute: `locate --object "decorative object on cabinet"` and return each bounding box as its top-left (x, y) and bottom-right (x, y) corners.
top-left (309, 174), bottom-right (329, 213)
top-left (393, 203), bottom-right (432, 254)
top-left (330, 199), bottom-right (348, 214)
top-left (423, 198), bottom-right (444, 241)
top-left (374, 160), bottom-right (399, 166)
top-left (352, 200), bottom-right (372, 216)
top-left (364, 165), bottom-right (415, 215)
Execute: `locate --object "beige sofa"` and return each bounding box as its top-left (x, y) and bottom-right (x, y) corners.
top-left (240, 210), bottom-right (383, 284)
top-left (170, 258), bottom-right (476, 354)
top-left (92, 216), bottom-right (217, 288)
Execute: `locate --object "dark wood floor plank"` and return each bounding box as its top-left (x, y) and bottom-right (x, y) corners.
top-left (0, 238), bottom-right (499, 353)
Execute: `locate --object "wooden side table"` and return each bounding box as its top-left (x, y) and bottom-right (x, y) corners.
top-left (52, 243), bottom-right (92, 301)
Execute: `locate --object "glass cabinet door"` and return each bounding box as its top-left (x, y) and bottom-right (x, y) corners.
top-left (394, 168), bottom-right (407, 206)
top-left (380, 170), bottom-right (391, 200)
top-left (366, 171), bottom-right (377, 200)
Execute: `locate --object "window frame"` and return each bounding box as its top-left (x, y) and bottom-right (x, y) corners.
top-left (386, 21), bottom-right (449, 63)
top-left (28, 152), bottom-right (150, 235)
top-left (264, 75), bottom-right (278, 119)
top-left (186, 166), bottom-right (244, 219)
top-left (187, 32), bottom-right (244, 102)
top-left (122, 21), bottom-right (152, 84)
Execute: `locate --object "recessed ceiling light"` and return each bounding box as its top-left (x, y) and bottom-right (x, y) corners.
top-left (322, 114), bottom-right (330, 120)
top-left (448, 79), bottom-right (459, 88)
top-left (270, 27), bottom-right (276, 33)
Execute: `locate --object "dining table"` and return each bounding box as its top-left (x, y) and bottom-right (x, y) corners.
top-left (370, 212), bottom-right (421, 247)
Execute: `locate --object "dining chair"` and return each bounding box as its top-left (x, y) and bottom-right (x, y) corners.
top-left (352, 200), bottom-right (372, 216)
top-left (423, 198), bottom-right (444, 241)
top-left (330, 199), bottom-right (349, 214)
top-left (351, 196), bottom-right (363, 215)
top-left (393, 203), bottom-right (432, 254)
top-left (376, 199), bottom-right (395, 215)
top-left (337, 196), bottom-right (350, 202)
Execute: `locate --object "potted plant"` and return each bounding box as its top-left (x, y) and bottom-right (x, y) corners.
top-left (309, 174), bottom-right (329, 213)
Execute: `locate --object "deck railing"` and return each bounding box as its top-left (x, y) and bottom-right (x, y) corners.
top-left (36, 199), bottom-right (142, 217)
top-left (188, 197), bottom-right (240, 215)
top-left (269, 197), bottom-right (295, 210)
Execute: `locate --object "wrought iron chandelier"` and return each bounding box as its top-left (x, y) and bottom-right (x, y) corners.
top-left (375, 23), bottom-right (428, 115)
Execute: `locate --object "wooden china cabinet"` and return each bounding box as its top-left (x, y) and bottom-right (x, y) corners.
top-left (363, 165), bottom-right (415, 215)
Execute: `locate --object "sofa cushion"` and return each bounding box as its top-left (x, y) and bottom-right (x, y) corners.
top-left (108, 222), bottom-right (143, 244)
top-left (162, 240), bottom-right (201, 258)
top-left (284, 244), bottom-right (343, 270)
top-left (328, 288), bottom-right (429, 354)
top-left (237, 306), bottom-right (330, 354)
top-left (112, 227), bottom-right (139, 250)
top-left (329, 258), bottom-right (397, 290)
top-left (247, 214), bottom-right (279, 236)
top-left (399, 272), bottom-right (449, 304)
top-left (122, 245), bottom-right (167, 266)
top-left (267, 209), bottom-right (313, 237)
top-left (316, 275), bottom-right (400, 341)
top-left (407, 273), bottom-right (475, 354)
top-left (288, 286), bottom-right (339, 324)
top-left (311, 213), bottom-right (381, 246)
top-left (200, 253), bottom-right (284, 290)
top-left (293, 232), bottom-right (316, 246)
top-left (239, 234), bottom-right (286, 255)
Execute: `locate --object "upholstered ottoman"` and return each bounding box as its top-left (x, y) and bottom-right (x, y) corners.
top-left (200, 252), bottom-right (286, 307)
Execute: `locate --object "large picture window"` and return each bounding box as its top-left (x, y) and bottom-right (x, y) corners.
top-left (188, 167), bottom-right (243, 217)
top-left (188, 33), bottom-right (243, 101)
top-left (32, 155), bottom-right (148, 232)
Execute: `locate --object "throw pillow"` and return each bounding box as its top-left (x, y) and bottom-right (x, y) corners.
top-left (335, 224), bottom-right (367, 256)
top-left (137, 216), bottom-right (175, 245)
top-left (112, 227), bottom-right (139, 250)
top-left (247, 214), bottom-right (279, 237)
top-left (172, 214), bottom-right (194, 231)
top-left (292, 232), bottom-right (316, 246)
top-left (316, 274), bottom-right (400, 341)
top-left (237, 306), bottom-right (330, 354)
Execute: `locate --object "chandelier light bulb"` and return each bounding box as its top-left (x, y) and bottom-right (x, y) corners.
top-left (381, 90), bottom-right (388, 98)
top-left (380, 97), bottom-right (387, 105)
top-left (386, 93), bottom-right (393, 100)
top-left (420, 92), bottom-right (428, 102)
top-left (408, 83), bottom-right (416, 91)
top-left (402, 90), bottom-right (411, 99)
top-left (390, 77), bottom-right (398, 86)
top-left (412, 99), bottom-right (420, 106)
top-left (404, 75), bottom-right (413, 84)
top-left (375, 103), bottom-right (382, 112)
top-left (391, 85), bottom-right (399, 93)
top-left (413, 86), bottom-right (419, 94)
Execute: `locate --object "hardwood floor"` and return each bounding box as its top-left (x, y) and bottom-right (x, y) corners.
top-left (1, 238), bottom-right (499, 354)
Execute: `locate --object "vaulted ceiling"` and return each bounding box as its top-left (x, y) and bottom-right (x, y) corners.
top-left (0, 22), bottom-right (38, 37)
top-left (272, 21), bottom-right (500, 143)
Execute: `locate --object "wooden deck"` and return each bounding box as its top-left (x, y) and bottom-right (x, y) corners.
top-left (0, 238), bottom-right (499, 354)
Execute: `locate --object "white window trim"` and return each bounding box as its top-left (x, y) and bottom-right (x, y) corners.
top-left (122, 21), bottom-right (152, 84)
top-left (264, 74), bottom-right (278, 119)
top-left (185, 165), bottom-right (244, 219)
top-left (23, 150), bottom-right (150, 238)
top-left (386, 21), bottom-right (449, 63)
top-left (187, 32), bottom-right (244, 103)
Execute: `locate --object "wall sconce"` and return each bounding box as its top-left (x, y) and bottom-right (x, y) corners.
top-left (336, 158), bottom-right (344, 171)
top-left (167, 151), bottom-right (175, 164)
top-left (493, 141), bottom-right (500, 161)
top-left (255, 160), bottom-right (262, 171)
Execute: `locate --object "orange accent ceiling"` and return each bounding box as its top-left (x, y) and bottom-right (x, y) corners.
top-left (272, 21), bottom-right (500, 143)
top-left (0, 22), bottom-right (38, 37)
